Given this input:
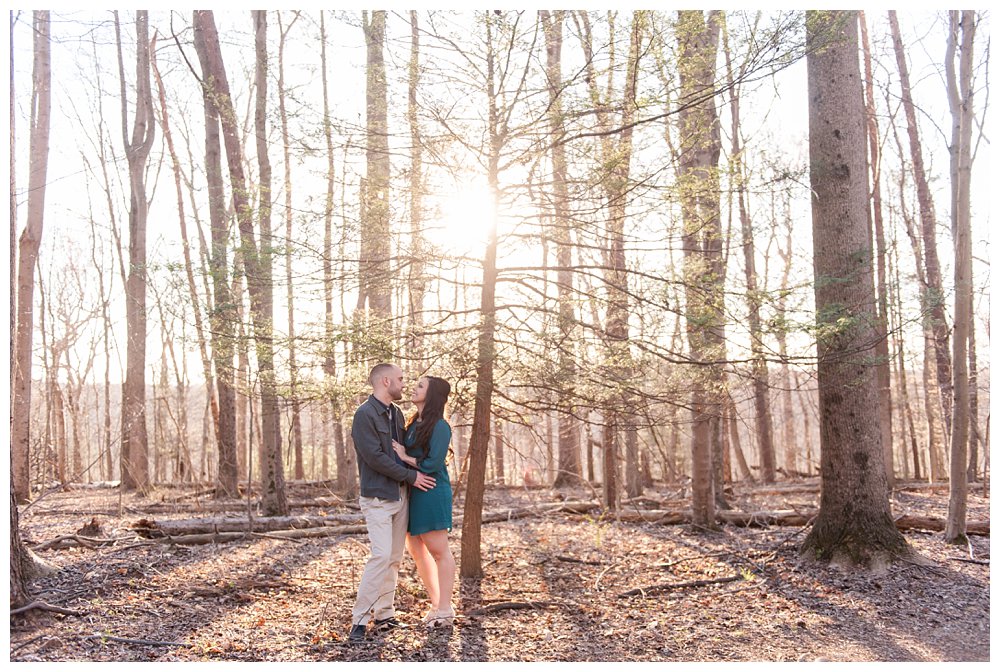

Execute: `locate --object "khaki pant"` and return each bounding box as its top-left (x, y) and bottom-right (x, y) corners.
top-left (352, 485), bottom-right (409, 625)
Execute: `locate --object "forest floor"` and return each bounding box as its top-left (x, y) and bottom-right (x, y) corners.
top-left (9, 479), bottom-right (991, 662)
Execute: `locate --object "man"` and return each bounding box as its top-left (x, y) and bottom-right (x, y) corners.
top-left (348, 362), bottom-right (435, 643)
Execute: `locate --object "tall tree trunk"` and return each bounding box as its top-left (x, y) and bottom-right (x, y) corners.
top-left (9, 13), bottom-right (16, 396)
top-left (359, 10), bottom-right (392, 339)
top-left (251, 10), bottom-right (288, 515)
top-left (117, 10), bottom-right (155, 492)
top-left (407, 10), bottom-right (427, 360)
top-left (12, 10), bottom-right (52, 503)
top-left (192, 12), bottom-right (239, 498)
top-left (800, 10), bottom-right (909, 566)
top-left (723, 13), bottom-right (776, 483)
top-left (890, 234), bottom-right (922, 481)
top-left (541, 11), bottom-right (583, 489)
top-left (888, 115), bottom-right (948, 480)
top-left (461, 12), bottom-right (503, 578)
top-left (859, 11), bottom-right (894, 487)
top-left (889, 10), bottom-right (953, 442)
top-left (677, 9), bottom-right (723, 527)
top-left (776, 199), bottom-right (798, 476)
top-left (194, 10), bottom-right (287, 513)
top-left (276, 12), bottom-right (305, 481)
top-left (151, 38), bottom-right (223, 486)
top-left (944, 10), bottom-right (976, 543)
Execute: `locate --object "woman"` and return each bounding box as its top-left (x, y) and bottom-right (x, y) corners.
top-left (392, 375), bottom-right (455, 627)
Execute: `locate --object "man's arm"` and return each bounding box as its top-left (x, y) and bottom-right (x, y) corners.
top-left (351, 407), bottom-right (417, 485)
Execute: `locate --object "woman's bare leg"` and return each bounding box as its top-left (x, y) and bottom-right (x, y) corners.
top-left (406, 533), bottom-right (440, 610)
top-left (419, 530), bottom-right (455, 617)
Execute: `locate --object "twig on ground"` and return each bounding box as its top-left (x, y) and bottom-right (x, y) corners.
top-left (948, 557), bottom-right (989, 566)
top-left (555, 554), bottom-right (604, 565)
top-left (618, 574), bottom-right (741, 598)
top-left (465, 601), bottom-right (561, 616)
top-left (594, 562), bottom-right (620, 590)
top-left (9, 634), bottom-right (47, 655)
top-left (251, 531), bottom-right (305, 544)
top-left (82, 634), bottom-right (187, 647)
top-left (10, 601), bottom-right (86, 617)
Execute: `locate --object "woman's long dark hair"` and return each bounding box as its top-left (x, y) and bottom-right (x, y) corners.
top-left (406, 376), bottom-right (451, 460)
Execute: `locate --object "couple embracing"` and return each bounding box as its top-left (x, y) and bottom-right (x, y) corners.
top-left (348, 362), bottom-right (456, 643)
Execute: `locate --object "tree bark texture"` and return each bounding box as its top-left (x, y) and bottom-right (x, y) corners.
top-left (12, 10), bottom-right (51, 503)
top-left (677, 9), bottom-right (724, 527)
top-left (541, 10), bottom-right (583, 489)
top-left (359, 11), bottom-right (392, 326)
top-left (118, 10), bottom-right (155, 492)
top-left (801, 10), bottom-right (909, 567)
top-left (192, 11), bottom-right (239, 498)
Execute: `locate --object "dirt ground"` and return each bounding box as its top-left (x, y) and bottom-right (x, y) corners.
top-left (9, 481), bottom-right (991, 662)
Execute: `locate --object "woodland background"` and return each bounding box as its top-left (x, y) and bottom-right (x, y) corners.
top-left (7, 9), bottom-right (991, 662)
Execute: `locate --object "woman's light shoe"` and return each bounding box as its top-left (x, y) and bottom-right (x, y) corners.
top-left (425, 606), bottom-right (455, 628)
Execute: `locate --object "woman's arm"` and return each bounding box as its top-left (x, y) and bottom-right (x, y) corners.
top-left (393, 440), bottom-right (419, 468)
top-left (416, 420), bottom-right (452, 473)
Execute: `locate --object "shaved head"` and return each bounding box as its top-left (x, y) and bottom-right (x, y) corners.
top-left (369, 363), bottom-right (395, 387)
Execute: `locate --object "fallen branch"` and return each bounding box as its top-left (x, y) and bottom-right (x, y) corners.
top-left (32, 534), bottom-right (135, 551)
top-left (465, 601), bottom-right (562, 616)
top-left (948, 557), bottom-right (989, 566)
top-left (10, 601), bottom-right (85, 617)
top-left (618, 575), bottom-right (742, 598)
top-left (82, 634), bottom-right (186, 647)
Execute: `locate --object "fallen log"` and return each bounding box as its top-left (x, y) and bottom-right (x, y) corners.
top-left (894, 514), bottom-right (989, 535)
top-left (131, 513), bottom-right (365, 537)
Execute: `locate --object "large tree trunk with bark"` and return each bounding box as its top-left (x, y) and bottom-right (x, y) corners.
top-left (194, 10), bottom-right (287, 514)
top-left (677, 9), bottom-right (724, 526)
top-left (800, 10), bottom-right (909, 568)
top-left (12, 10), bottom-right (51, 503)
top-left (358, 10), bottom-right (393, 356)
top-left (117, 10), bottom-right (155, 492)
top-left (460, 13), bottom-right (504, 578)
top-left (192, 12), bottom-right (239, 498)
top-left (944, 10), bottom-right (976, 544)
top-left (541, 11), bottom-right (583, 489)
top-left (251, 11), bottom-right (289, 516)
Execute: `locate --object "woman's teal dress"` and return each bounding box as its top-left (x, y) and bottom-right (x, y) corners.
top-left (404, 418), bottom-right (453, 536)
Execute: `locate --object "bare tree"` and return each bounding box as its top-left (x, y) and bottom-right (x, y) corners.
top-left (723, 12), bottom-right (777, 483)
top-left (12, 10), bottom-right (52, 503)
top-left (277, 11), bottom-right (305, 481)
top-left (944, 10), bottom-right (976, 544)
top-left (358, 10), bottom-right (392, 327)
top-left (676, 9), bottom-right (724, 525)
top-left (889, 11), bottom-right (953, 443)
top-left (116, 10), bottom-right (156, 492)
top-left (191, 11), bottom-right (239, 497)
top-left (800, 10), bottom-right (909, 567)
top-left (193, 10), bottom-right (287, 514)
